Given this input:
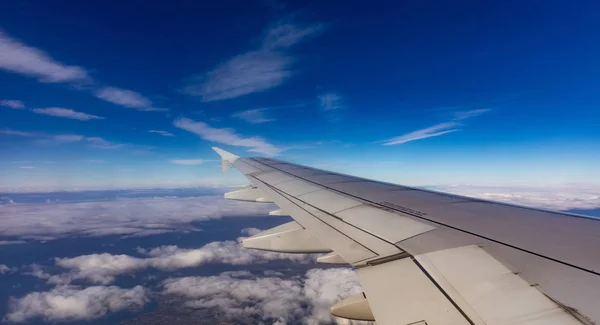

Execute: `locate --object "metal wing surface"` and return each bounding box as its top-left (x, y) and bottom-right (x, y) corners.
top-left (213, 147), bottom-right (600, 325)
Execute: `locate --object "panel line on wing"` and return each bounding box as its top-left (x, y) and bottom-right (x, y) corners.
top-left (256, 178), bottom-right (377, 253)
top-left (252, 175), bottom-right (401, 249)
top-left (251, 158), bottom-right (600, 277)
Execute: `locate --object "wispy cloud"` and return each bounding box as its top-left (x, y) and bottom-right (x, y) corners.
top-left (0, 99), bottom-right (24, 109)
top-left (453, 108), bottom-right (491, 120)
top-left (182, 20), bottom-right (323, 102)
top-left (0, 30), bottom-right (90, 83)
top-left (32, 107), bottom-right (104, 121)
top-left (148, 130), bottom-right (174, 137)
top-left (174, 118), bottom-right (280, 156)
top-left (381, 108), bottom-right (491, 145)
top-left (94, 87), bottom-right (165, 111)
top-left (170, 159), bottom-right (213, 165)
top-left (232, 108), bottom-right (274, 124)
top-left (382, 122), bottom-right (460, 145)
top-left (0, 30), bottom-right (160, 112)
top-left (19, 166), bottom-right (34, 169)
top-left (0, 128), bottom-right (37, 137)
top-left (318, 92), bottom-right (343, 110)
top-left (83, 160), bottom-right (105, 163)
top-left (86, 137), bottom-right (126, 150)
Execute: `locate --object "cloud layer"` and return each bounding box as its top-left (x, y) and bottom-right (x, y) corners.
top-left (0, 195), bottom-right (274, 240)
top-left (174, 118), bottom-right (280, 156)
top-left (5, 285), bottom-right (148, 323)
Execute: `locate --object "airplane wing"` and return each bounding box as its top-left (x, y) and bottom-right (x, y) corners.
top-left (213, 147), bottom-right (600, 325)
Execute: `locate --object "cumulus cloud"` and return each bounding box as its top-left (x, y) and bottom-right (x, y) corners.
top-left (0, 264), bottom-right (11, 274)
top-left (162, 268), bottom-right (364, 325)
top-left (0, 196), bottom-right (274, 239)
top-left (148, 130), bottom-right (174, 137)
top-left (381, 108), bottom-right (490, 145)
top-left (233, 108), bottom-right (275, 123)
top-left (318, 93), bottom-right (344, 111)
top-left (41, 239), bottom-right (314, 285)
top-left (0, 99), bottom-right (24, 109)
top-left (170, 159), bottom-right (210, 165)
top-left (94, 87), bottom-right (164, 111)
top-left (174, 117), bottom-right (280, 156)
top-left (0, 30), bottom-right (90, 83)
top-left (182, 20), bottom-right (323, 101)
top-left (32, 107), bottom-right (104, 120)
top-left (4, 285), bottom-right (148, 323)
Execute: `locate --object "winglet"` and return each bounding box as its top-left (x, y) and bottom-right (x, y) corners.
top-left (212, 147), bottom-right (239, 172)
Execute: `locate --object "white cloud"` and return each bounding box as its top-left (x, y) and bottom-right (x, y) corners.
top-left (162, 268), bottom-right (364, 325)
top-left (148, 130), bottom-right (174, 137)
top-left (32, 107), bottom-right (104, 120)
top-left (0, 240), bottom-right (27, 246)
top-left (381, 108), bottom-right (491, 145)
top-left (182, 21), bottom-right (322, 102)
top-left (233, 108), bottom-right (274, 123)
top-left (184, 51), bottom-right (292, 102)
top-left (262, 22), bottom-right (325, 50)
top-left (0, 100), bottom-right (25, 109)
top-left (174, 117), bottom-right (281, 156)
top-left (0, 129), bottom-right (37, 137)
top-left (0, 264), bottom-right (10, 274)
top-left (93, 87), bottom-right (164, 111)
top-left (453, 108), bottom-right (491, 120)
top-left (170, 159), bottom-right (210, 165)
top-left (0, 30), bottom-right (90, 83)
top-left (0, 196), bottom-right (274, 239)
top-left (428, 184), bottom-right (600, 211)
top-left (37, 239), bottom-right (314, 285)
top-left (318, 93), bottom-right (344, 111)
top-left (4, 285), bottom-right (148, 323)
top-left (381, 122), bottom-right (460, 145)
top-left (18, 166), bottom-right (33, 169)
top-left (86, 137), bottom-right (126, 149)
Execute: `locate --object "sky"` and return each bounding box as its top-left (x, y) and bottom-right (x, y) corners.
top-left (1, 0), bottom-right (600, 191)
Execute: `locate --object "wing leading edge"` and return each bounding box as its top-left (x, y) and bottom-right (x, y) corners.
top-left (213, 147), bottom-right (599, 325)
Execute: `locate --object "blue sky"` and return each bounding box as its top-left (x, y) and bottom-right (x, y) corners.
top-left (1, 0), bottom-right (599, 191)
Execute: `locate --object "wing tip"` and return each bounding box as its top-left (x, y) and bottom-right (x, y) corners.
top-left (212, 147), bottom-right (239, 172)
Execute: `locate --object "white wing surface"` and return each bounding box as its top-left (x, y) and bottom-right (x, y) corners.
top-left (213, 147), bottom-right (600, 325)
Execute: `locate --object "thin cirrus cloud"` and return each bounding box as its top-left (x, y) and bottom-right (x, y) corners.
top-left (318, 92), bottom-right (344, 110)
top-left (0, 99), bottom-right (25, 109)
top-left (0, 30), bottom-right (160, 111)
top-left (381, 108), bottom-right (491, 145)
top-left (182, 20), bottom-right (324, 102)
top-left (32, 107), bottom-right (104, 121)
top-left (174, 117), bottom-right (281, 156)
top-left (0, 30), bottom-right (90, 83)
top-left (232, 108), bottom-right (274, 124)
top-left (170, 159), bottom-right (212, 165)
top-left (19, 166), bottom-right (34, 169)
top-left (0, 127), bottom-right (136, 149)
top-left (93, 87), bottom-right (166, 111)
top-left (148, 130), bottom-right (174, 137)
